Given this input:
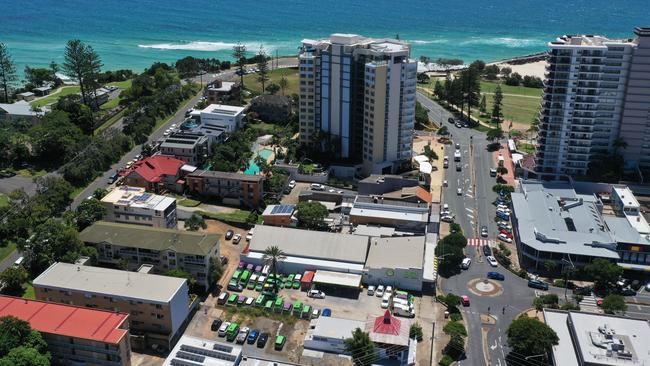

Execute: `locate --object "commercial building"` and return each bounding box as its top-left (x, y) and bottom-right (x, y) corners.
top-left (124, 155), bottom-right (191, 193)
top-left (511, 180), bottom-right (650, 271)
top-left (0, 100), bottom-right (46, 122)
top-left (261, 204), bottom-right (296, 227)
top-left (101, 186), bottom-right (178, 228)
top-left (299, 34), bottom-right (417, 175)
top-left (159, 131), bottom-right (211, 166)
top-left (162, 335), bottom-right (242, 366)
top-left (33, 262), bottom-right (193, 351)
top-left (536, 27), bottom-right (650, 177)
top-left (358, 175), bottom-right (420, 196)
top-left (349, 195), bottom-right (431, 232)
top-left (303, 316), bottom-right (365, 354)
top-left (0, 296), bottom-right (131, 366)
top-left (544, 309), bottom-right (650, 366)
top-left (79, 221), bottom-right (220, 289)
top-left (200, 104), bottom-right (246, 133)
top-left (185, 170), bottom-right (264, 208)
top-left (243, 225), bottom-right (369, 274)
top-left (206, 80), bottom-right (240, 104)
top-left (364, 236), bottom-right (428, 291)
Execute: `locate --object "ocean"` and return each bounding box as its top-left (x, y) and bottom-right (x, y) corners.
top-left (2, 0), bottom-right (648, 73)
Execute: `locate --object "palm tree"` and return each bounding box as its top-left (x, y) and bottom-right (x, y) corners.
top-left (344, 328), bottom-right (377, 366)
top-left (262, 246), bottom-right (286, 295)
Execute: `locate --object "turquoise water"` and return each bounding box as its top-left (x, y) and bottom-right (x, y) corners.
top-left (1, 0), bottom-right (647, 74)
top-left (244, 149), bottom-right (273, 175)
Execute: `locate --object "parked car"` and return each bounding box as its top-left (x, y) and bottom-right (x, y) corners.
top-left (480, 226), bottom-right (488, 237)
top-left (455, 122), bottom-right (463, 128)
top-left (275, 335), bottom-right (286, 351)
top-left (247, 329), bottom-right (260, 344)
top-left (486, 256), bottom-right (499, 267)
top-left (385, 286), bottom-right (393, 296)
top-left (225, 230), bottom-right (234, 240)
top-left (443, 180), bottom-right (448, 187)
top-left (482, 245), bottom-right (492, 257)
top-left (646, 282), bottom-right (650, 292)
top-left (310, 183), bottom-right (325, 191)
top-left (618, 287), bottom-right (637, 296)
top-left (308, 289), bottom-right (326, 299)
top-left (236, 327), bottom-right (250, 344)
top-left (528, 279), bottom-right (549, 291)
top-left (108, 173), bottom-right (119, 184)
top-left (288, 180), bottom-right (296, 189)
top-left (441, 215), bottom-right (454, 223)
top-left (487, 272), bottom-right (505, 281)
top-left (232, 234), bottom-right (242, 244)
top-left (211, 318), bottom-right (223, 331)
top-left (456, 164), bottom-right (461, 172)
top-left (499, 229), bottom-right (513, 238)
top-left (375, 285), bottom-right (385, 297)
top-left (246, 230), bottom-right (254, 241)
top-left (220, 256), bottom-right (229, 265)
top-left (497, 233), bottom-right (512, 243)
top-left (257, 332), bottom-right (269, 348)
top-left (461, 257), bottom-right (472, 270)
top-left (367, 285), bottom-right (376, 296)
top-left (227, 281), bottom-right (243, 292)
top-left (217, 322), bottom-right (231, 337)
top-left (381, 295), bottom-right (390, 309)
top-left (217, 292), bottom-right (229, 305)
top-left (312, 308), bottom-right (321, 319)
top-left (245, 297), bottom-right (255, 306)
top-left (448, 117), bottom-right (455, 124)
top-left (497, 221), bottom-right (512, 230)
top-left (490, 168), bottom-right (497, 177)
top-left (322, 308), bottom-right (331, 317)
top-left (461, 295), bottom-right (470, 306)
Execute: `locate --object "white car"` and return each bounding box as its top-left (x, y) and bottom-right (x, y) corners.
top-left (218, 322), bottom-right (231, 337)
top-left (441, 215), bottom-right (454, 223)
top-left (461, 257), bottom-right (471, 269)
top-left (246, 230), bottom-right (254, 241)
top-left (163, 130), bottom-right (170, 136)
top-left (308, 289), bottom-right (326, 299)
top-left (232, 234), bottom-right (242, 244)
top-left (381, 295), bottom-right (390, 309)
top-left (497, 233), bottom-right (512, 243)
top-left (375, 285), bottom-right (385, 297)
top-left (497, 221), bottom-right (512, 230)
top-left (244, 297), bottom-right (254, 306)
top-left (645, 282), bottom-right (650, 292)
top-left (328, 189), bottom-right (336, 193)
top-left (311, 183), bottom-right (325, 191)
top-left (367, 285), bottom-right (376, 296)
top-left (385, 286), bottom-right (393, 296)
top-left (288, 180), bottom-right (296, 189)
top-left (457, 188), bottom-right (463, 196)
top-left (443, 180), bottom-right (448, 187)
top-left (171, 123), bottom-right (177, 128)
top-left (486, 256), bottom-right (499, 267)
top-left (236, 327), bottom-right (250, 344)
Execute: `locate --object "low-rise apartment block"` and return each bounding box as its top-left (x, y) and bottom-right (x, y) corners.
top-left (261, 204), bottom-right (296, 226)
top-left (33, 262), bottom-right (192, 351)
top-left (79, 221), bottom-right (220, 290)
top-left (206, 80), bottom-right (241, 104)
top-left (159, 131), bottom-right (211, 166)
top-left (163, 335), bottom-right (242, 366)
top-left (186, 170), bottom-right (264, 208)
top-left (101, 186), bottom-right (178, 228)
top-left (0, 295), bottom-right (131, 366)
top-left (200, 104), bottom-right (246, 133)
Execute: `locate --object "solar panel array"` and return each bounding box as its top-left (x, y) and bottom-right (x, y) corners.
top-left (134, 193), bottom-right (152, 202)
top-left (271, 204), bottom-right (295, 215)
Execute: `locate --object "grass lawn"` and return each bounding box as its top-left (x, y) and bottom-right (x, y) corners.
top-left (0, 243), bottom-right (16, 263)
top-left (70, 186), bottom-right (86, 199)
top-left (100, 96), bottom-right (121, 110)
top-left (200, 209), bottom-right (260, 224)
top-left (31, 85), bottom-right (80, 107)
top-left (480, 81), bottom-right (543, 97)
top-left (17, 168), bottom-right (47, 178)
top-left (0, 194), bottom-right (8, 208)
top-left (248, 122), bottom-right (283, 135)
top-left (243, 67), bottom-right (299, 96)
top-left (106, 80), bottom-right (132, 89)
top-left (178, 198), bottom-right (201, 207)
top-left (22, 282), bottom-right (35, 300)
top-left (475, 91), bottom-right (541, 127)
top-left (517, 142), bottom-right (536, 154)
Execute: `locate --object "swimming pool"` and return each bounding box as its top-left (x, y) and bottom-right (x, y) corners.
top-left (244, 149), bottom-right (273, 175)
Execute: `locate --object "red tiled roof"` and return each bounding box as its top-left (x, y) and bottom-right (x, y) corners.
top-left (415, 187), bottom-right (432, 203)
top-left (0, 296), bottom-right (129, 345)
top-left (131, 155), bottom-right (184, 183)
top-left (373, 310), bottom-right (401, 336)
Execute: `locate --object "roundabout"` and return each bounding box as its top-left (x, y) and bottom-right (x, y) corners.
top-left (467, 278), bottom-right (504, 297)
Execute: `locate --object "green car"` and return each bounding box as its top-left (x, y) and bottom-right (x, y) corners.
top-left (255, 283), bottom-right (263, 291)
top-left (274, 297), bottom-right (284, 313)
top-left (227, 294), bottom-right (237, 306)
top-left (264, 300), bottom-right (273, 311)
top-left (247, 281), bottom-right (256, 290)
top-left (274, 335), bottom-right (286, 350)
top-left (292, 281), bottom-right (300, 289)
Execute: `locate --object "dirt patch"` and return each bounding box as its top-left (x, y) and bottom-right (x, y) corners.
top-left (203, 219), bottom-right (247, 288)
top-left (481, 314), bottom-right (497, 325)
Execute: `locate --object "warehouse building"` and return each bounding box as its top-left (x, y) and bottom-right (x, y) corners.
top-left (363, 236), bottom-right (427, 291)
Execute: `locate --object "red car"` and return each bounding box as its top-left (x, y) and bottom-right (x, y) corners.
top-left (597, 298), bottom-right (603, 307)
top-left (461, 295), bottom-right (470, 306)
top-left (499, 229), bottom-right (513, 238)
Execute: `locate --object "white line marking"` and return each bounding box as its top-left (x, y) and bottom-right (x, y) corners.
top-left (466, 208), bottom-right (474, 213)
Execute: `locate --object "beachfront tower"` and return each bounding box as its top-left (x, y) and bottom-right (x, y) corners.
top-left (536, 27), bottom-right (650, 178)
top-left (299, 34), bottom-right (417, 176)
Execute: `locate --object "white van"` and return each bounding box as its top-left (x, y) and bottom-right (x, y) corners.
top-left (393, 303), bottom-right (415, 318)
top-left (13, 257), bottom-right (24, 267)
top-left (461, 257), bottom-right (471, 270)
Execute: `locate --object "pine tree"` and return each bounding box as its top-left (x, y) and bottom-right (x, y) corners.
top-left (479, 95), bottom-right (487, 114)
top-left (256, 46), bottom-right (269, 93)
top-left (491, 84), bottom-right (504, 128)
top-left (232, 42), bottom-right (247, 92)
top-left (0, 43), bottom-right (17, 103)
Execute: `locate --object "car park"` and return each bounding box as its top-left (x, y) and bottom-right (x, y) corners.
top-left (528, 279), bottom-right (549, 291)
top-left (461, 257), bottom-right (471, 269)
top-left (225, 230), bottom-right (234, 240)
top-left (461, 295), bottom-right (470, 306)
top-left (308, 289), bottom-right (326, 299)
top-left (487, 272), bottom-right (505, 281)
top-left (482, 245), bottom-right (492, 256)
top-left (486, 256), bottom-right (499, 267)
top-left (232, 234), bottom-right (242, 244)
top-left (236, 327), bottom-right (250, 344)
top-left (218, 322), bottom-right (231, 337)
top-left (497, 233), bottom-right (512, 243)
top-left (275, 335), bottom-right (286, 350)
top-left (211, 319), bottom-right (223, 331)
top-left (480, 226), bottom-right (488, 237)
top-left (367, 285), bottom-right (375, 296)
top-left (247, 329), bottom-right (260, 344)
top-left (375, 285), bottom-right (385, 297)
top-left (257, 333), bottom-right (269, 348)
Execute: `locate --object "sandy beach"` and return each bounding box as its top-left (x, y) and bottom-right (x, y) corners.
top-left (494, 60), bottom-right (548, 79)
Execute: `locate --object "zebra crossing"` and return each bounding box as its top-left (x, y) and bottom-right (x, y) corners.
top-left (579, 295), bottom-right (603, 314)
top-left (467, 238), bottom-right (492, 247)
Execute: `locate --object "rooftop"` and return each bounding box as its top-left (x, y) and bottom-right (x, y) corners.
top-left (511, 181), bottom-right (619, 258)
top-left (247, 225), bottom-right (369, 264)
top-left (302, 34), bottom-right (410, 55)
top-left (262, 204), bottom-right (296, 216)
top-left (365, 236), bottom-right (426, 269)
top-left (163, 335), bottom-right (242, 366)
top-left (0, 100), bottom-right (46, 116)
top-left (201, 104), bottom-right (245, 116)
top-left (552, 34), bottom-right (635, 47)
top-left (101, 186), bottom-right (176, 211)
top-left (33, 262), bottom-right (187, 303)
top-left (305, 316), bottom-right (364, 343)
top-left (544, 309), bottom-right (650, 366)
top-left (0, 295), bottom-right (128, 345)
top-left (187, 169), bottom-right (264, 183)
top-left (79, 221), bottom-right (220, 256)
top-left (208, 81), bottom-right (236, 92)
top-left (129, 155), bottom-right (185, 183)
top-left (160, 132), bottom-right (209, 149)
top-left (366, 311), bottom-right (411, 347)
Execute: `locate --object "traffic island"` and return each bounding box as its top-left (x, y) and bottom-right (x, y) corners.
top-left (467, 278), bottom-right (504, 297)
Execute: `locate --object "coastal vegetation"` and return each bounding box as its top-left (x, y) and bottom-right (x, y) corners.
top-left (0, 42), bottom-right (17, 103)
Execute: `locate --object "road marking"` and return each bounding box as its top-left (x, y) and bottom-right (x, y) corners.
top-left (490, 339), bottom-right (497, 350)
top-left (466, 194), bottom-right (474, 198)
top-left (465, 208), bottom-right (474, 213)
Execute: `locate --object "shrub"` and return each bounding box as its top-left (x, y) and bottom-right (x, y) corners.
top-left (410, 323), bottom-right (424, 342)
top-left (450, 312), bottom-right (463, 322)
top-left (517, 269), bottom-right (528, 278)
top-left (553, 279), bottom-right (567, 288)
top-left (443, 321), bottom-right (467, 338)
top-left (439, 355), bottom-right (454, 366)
top-left (560, 302), bottom-right (580, 311)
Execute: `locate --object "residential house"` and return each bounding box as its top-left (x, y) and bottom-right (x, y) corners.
top-left (159, 131), bottom-right (211, 166)
top-left (185, 170), bottom-right (264, 208)
top-left (206, 80), bottom-right (241, 104)
top-left (124, 155), bottom-right (191, 193)
top-left (0, 100), bottom-right (46, 123)
top-left (200, 104), bottom-right (246, 133)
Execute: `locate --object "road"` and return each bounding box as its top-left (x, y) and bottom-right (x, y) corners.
top-left (70, 58), bottom-right (299, 209)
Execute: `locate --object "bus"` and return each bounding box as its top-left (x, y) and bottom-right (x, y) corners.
top-left (226, 323), bottom-right (240, 342)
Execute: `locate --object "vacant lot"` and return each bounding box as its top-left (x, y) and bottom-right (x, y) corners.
top-left (243, 67), bottom-right (299, 96)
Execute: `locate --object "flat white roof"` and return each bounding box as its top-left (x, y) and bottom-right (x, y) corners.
top-left (313, 270), bottom-right (362, 288)
top-left (244, 252), bottom-right (365, 273)
top-left (613, 186), bottom-right (640, 208)
top-left (350, 207), bottom-right (428, 223)
top-left (163, 335), bottom-right (242, 366)
top-left (365, 236), bottom-right (426, 270)
top-left (423, 234), bottom-right (438, 282)
top-left (419, 162), bottom-right (433, 174)
top-left (201, 104), bottom-right (245, 116)
top-left (208, 81), bottom-right (235, 92)
top-left (543, 310), bottom-right (579, 366)
top-left (305, 316), bottom-right (364, 343)
top-left (33, 262), bottom-right (187, 304)
top-left (101, 186), bottom-right (175, 211)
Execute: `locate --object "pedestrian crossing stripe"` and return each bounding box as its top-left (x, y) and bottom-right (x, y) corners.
top-left (467, 238), bottom-right (492, 247)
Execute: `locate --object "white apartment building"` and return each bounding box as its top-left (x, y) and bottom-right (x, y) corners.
top-left (299, 34), bottom-right (417, 176)
top-left (101, 186), bottom-right (177, 228)
top-left (199, 104), bottom-right (245, 133)
top-left (536, 27), bottom-right (650, 177)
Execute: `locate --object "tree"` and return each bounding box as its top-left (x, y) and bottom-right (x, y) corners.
top-left (266, 83), bottom-right (280, 95)
top-left (344, 328), bottom-right (377, 366)
top-left (232, 42), bottom-right (247, 92)
top-left (0, 316), bottom-right (48, 357)
top-left (543, 260), bottom-right (557, 274)
top-left (74, 198), bottom-right (106, 230)
top-left (19, 218), bottom-right (84, 277)
top-left (435, 239), bottom-right (465, 275)
top-left (584, 259), bottom-right (623, 294)
top-left (409, 323), bottom-right (423, 341)
top-left (423, 145), bottom-right (438, 161)
top-left (507, 316), bottom-right (558, 358)
top-left (208, 256), bottom-right (224, 286)
top-left (0, 266), bottom-right (28, 296)
top-left (479, 95), bottom-right (487, 114)
top-left (24, 66), bottom-right (56, 87)
top-left (601, 294), bottom-right (627, 314)
top-left (279, 74), bottom-right (288, 95)
top-left (184, 213), bottom-right (207, 231)
top-left (295, 201), bottom-right (328, 230)
top-left (63, 40), bottom-right (92, 106)
top-left (483, 64), bottom-right (499, 80)
top-left (491, 85), bottom-right (503, 127)
top-left (443, 321), bottom-right (467, 338)
top-left (0, 346), bottom-right (50, 366)
top-left (437, 293), bottom-right (462, 311)
top-left (492, 184), bottom-right (514, 198)
top-left (256, 46), bottom-right (269, 92)
top-left (0, 43), bottom-right (17, 103)
top-left (486, 128), bottom-right (504, 142)
top-left (262, 246), bottom-right (286, 294)
top-left (165, 268), bottom-right (202, 294)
